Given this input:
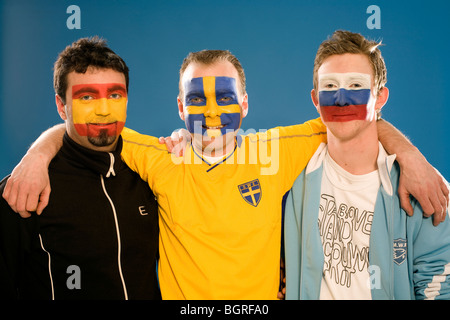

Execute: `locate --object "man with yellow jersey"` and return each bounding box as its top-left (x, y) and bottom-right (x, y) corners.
top-left (3, 49), bottom-right (448, 300)
top-left (118, 50), bottom-right (328, 298)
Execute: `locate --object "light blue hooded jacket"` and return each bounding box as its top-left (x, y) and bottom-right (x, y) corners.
top-left (284, 143), bottom-right (450, 300)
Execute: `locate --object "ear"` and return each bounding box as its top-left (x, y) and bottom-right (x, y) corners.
top-left (55, 94), bottom-right (67, 120)
top-left (311, 89), bottom-right (320, 113)
top-left (177, 96), bottom-right (185, 121)
top-left (375, 87), bottom-right (389, 112)
top-left (241, 93), bottom-right (249, 118)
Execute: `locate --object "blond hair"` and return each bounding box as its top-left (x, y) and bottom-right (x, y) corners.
top-left (313, 30), bottom-right (387, 95)
top-left (178, 49), bottom-right (246, 98)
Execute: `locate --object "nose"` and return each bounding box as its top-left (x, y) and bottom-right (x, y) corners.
top-left (95, 98), bottom-right (111, 116)
top-left (334, 88), bottom-right (349, 107)
top-left (205, 98), bottom-right (221, 118)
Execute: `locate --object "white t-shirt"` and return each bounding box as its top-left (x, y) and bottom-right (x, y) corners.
top-left (317, 144), bottom-right (387, 300)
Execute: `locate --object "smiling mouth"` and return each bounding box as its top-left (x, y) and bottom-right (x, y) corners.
top-left (88, 122), bottom-right (116, 126)
top-left (334, 114), bottom-right (355, 117)
top-left (203, 125), bottom-right (225, 130)
top-left (86, 122), bottom-right (119, 131)
top-left (329, 114), bottom-right (360, 122)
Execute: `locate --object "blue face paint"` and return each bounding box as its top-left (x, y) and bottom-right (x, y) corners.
top-left (319, 88), bottom-right (371, 107)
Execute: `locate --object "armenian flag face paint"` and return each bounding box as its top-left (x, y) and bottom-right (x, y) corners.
top-left (71, 83), bottom-right (127, 141)
top-left (183, 76), bottom-right (242, 138)
top-left (318, 73), bottom-right (374, 122)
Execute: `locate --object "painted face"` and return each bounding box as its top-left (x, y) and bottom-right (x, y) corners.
top-left (183, 76), bottom-right (242, 138)
top-left (318, 72), bottom-right (373, 122)
top-left (71, 83), bottom-right (127, 146)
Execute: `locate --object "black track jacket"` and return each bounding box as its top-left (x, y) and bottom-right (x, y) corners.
top-left (0, 133), bottom-right (160, 299)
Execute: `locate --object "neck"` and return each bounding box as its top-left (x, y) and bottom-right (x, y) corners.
top-left (191, 135), bottom-right (236, 158)
top-left (327, 124), bottom-right (379, 175)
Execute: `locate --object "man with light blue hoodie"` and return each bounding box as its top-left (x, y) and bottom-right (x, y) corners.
top-left (284, 30), bottom-right (450, 300)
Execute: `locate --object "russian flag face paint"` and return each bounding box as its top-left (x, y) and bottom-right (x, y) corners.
top-left (183, 76), bottom-right (242, 138)
top-left (71, 83), bottom-right (127, 139)
top-left (318, 73), bottom-right (373, 122)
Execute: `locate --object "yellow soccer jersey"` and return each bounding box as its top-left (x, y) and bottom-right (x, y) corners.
top-left (121, 118), bottom-right (327, 299)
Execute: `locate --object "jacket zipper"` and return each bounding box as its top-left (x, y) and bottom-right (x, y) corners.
top-left (106, 152), bottom-right (116, 178)
top-left (101, 152), bottom-right (128, 299)
top-left (39, 234), bottom-right (55, 300)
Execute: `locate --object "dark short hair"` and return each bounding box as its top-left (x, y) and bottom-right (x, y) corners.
top-left (53, 36), bottom-right (129, 104)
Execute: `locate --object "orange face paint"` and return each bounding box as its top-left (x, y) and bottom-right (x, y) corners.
top-left (71, 83), bottom-right (127, 138)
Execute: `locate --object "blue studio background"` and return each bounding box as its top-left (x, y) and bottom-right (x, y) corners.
top-left (1, 0), bottom-right (449, 180)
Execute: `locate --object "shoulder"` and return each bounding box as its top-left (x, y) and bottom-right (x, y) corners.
top-left (122, 130), bottom-right (169, 156)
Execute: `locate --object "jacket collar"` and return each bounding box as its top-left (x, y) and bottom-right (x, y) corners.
top-left (59, 132), bottom-right (124, 178)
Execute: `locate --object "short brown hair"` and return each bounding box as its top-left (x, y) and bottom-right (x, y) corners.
top-left (313, 30), bottom-right (387, 95)
top-left (178, 49), bottom-right (246, 99)
top-left (53, 36), bottom-right (129, 104)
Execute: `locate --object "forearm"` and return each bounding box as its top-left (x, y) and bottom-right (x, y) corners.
top-left (377, 119), bottom-right (449, 223)
top-left (26, 123), bottom-right (65, 166)
top-left (377, 119), bottom-right (419, 161)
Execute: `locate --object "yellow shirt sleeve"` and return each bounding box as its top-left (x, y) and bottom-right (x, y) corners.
top-left (247, 117), bottom-right (327, 193)
top-left (120, 127), bottom-right (174, 190)
top-left (277, 117), bottom-right (327, 193)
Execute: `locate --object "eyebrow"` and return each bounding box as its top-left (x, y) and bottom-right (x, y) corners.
top-left (185, 91), bottom-right (206, 101)
top-left (72, 86), bottom-right (99, 97)
top-left (318, 73), bottom-right (371, 87)
top-left (72, 83), bottom-right (127, 98)
top-left (106, 84), bottom-right (127, 94)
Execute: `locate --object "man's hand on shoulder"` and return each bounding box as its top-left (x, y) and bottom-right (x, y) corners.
top-left (2, 152), bottom-right (51, 218)
top-left (158, 128), bottom-right (190, 157)
top-left (397, 148), bottom-right (449, 226)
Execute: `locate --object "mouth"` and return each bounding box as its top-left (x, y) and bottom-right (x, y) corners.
top-left (88, 122), bottom-right (117, 126)
top-left (86, 122), bottom-right (118, 136)
top-left (331, 114), bottom-right (356, 120)
top-left (333, 113), bottom-right (356, 118)
top-left (203, 124), bottom-right (225, 130)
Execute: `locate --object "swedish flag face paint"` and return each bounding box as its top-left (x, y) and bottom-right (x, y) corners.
top-left (183, 76), bottom-right (242, 138)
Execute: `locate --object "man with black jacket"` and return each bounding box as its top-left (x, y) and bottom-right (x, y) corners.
top-left (0, 37), bottom-right (161, 299)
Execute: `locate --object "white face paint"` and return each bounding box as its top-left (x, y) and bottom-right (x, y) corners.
top-left (318, 72), bottom-right (371, 92)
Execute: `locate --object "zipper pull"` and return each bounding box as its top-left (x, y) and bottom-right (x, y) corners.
top-left (106, 152), bottom-right (116, 178)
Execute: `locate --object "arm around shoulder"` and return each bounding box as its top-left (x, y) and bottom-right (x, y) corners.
top-left (2, 124), bottom-right (65, 217)
top-left (377, 119), bottom-right (449, 224)
top-left (121, 127), bottom-right (172, 187)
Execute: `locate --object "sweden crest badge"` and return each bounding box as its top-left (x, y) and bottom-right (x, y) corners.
top-left (238, 179), bottom-right (262, 207)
